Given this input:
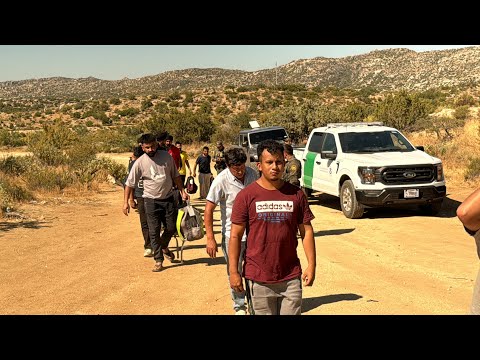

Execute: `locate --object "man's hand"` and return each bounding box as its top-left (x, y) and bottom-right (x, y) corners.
top-left (181, 189), bottom-right (190, 201)
top-left (129, 199), bottom-right (137, 209)
top-left (302, 265), bottom-right (316, 286)
top-left (206, 237), bottom-right (218, 258)
top-left (122, 202), bottom-right (130, 216)
top-left (230, 272), bottom-right (244, 293)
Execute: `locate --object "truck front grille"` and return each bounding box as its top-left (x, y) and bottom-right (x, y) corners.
top-left (376, 165), bottom-right (435, 185)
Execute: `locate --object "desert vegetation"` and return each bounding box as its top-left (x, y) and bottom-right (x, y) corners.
top-left (2, 84), bottom-right (480, 216)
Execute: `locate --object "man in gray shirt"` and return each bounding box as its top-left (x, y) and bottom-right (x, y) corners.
top-left (204, 147), bottom-right (258, 314)
top-left (123, 133), bottom-right (189, 272)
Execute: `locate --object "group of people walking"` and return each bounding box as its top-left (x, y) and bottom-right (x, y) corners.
top-left (123, 133), bottom-right (313, 315)
top-left (122, 132), bottom-right (480, 316)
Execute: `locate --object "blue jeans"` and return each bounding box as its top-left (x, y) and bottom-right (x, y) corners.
top-left (221, 235), bottom-right (246, 312)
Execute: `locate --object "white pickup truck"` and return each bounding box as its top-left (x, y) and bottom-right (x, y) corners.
top-left (293, 122), bottom-right (446, 219)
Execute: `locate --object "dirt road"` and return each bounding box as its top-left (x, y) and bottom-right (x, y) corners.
top-left (0, 182), bottom-right (478, 315)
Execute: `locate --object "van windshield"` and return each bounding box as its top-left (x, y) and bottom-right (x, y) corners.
top-left (339, 131), bottom-right (415, 153)
top-left (249, 129), bottom-right (287, 144)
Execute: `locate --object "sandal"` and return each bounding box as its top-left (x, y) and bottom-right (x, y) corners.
top-left (152, 262), bottom-right (164, 272)
top-left (162, 249), bottom-right (175, 262)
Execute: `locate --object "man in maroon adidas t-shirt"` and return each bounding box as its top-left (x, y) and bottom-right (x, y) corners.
top-left (228, 139), bottom-right (316, 315)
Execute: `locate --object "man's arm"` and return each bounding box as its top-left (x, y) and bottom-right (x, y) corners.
top-left (185, 159), bottom-right (192, 175)
top-left (228, 222), bottom-right (247, 293)
top-left (173, 175), bottom-right (189, 201)
top-left (192, 160), bottom-right (198, 178)
top-left (123, 186), bottom-right (134, 216)
top-left (457, 188), bottom-right (480, 231)
top-left (298, 222), bottom-right (316, 286)
top-left (204, 201), bottom-right (218, 258)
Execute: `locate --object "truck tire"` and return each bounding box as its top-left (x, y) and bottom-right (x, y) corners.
top-left (419, 200), bottom-right (443, 216)
top-left (302, 186), bottom-right (312, 198)
top-left (340, 180), bottom-right (364, 219)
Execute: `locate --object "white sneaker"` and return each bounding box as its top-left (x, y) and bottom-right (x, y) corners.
top-left (144, 248), bottom-right (153, 257)
top-left (235, 309), bottom-right (247, 315)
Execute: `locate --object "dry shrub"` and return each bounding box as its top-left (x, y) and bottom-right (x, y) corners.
top-left (465, 157), bottom-right (480, 181)
top-left (405, 118), bottom-right (480, 186)
top-left (0, 173), bottom-right (34, 212)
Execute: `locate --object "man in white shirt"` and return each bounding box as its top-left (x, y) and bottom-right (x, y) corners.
top-left (204, 147), bottom-right (258, 315)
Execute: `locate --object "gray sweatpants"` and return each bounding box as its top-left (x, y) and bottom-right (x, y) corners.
top-left (247, 277), bottom-right (302, 315)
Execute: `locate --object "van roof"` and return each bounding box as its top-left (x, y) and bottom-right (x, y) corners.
top-left (239, 126), bottom-right (286, 135)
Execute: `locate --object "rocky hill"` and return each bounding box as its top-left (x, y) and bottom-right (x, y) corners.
top-left (2, 47), bottom-right (480, 99)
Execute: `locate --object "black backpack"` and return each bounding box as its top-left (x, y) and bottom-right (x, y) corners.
top-left (185, 176), bottom-right (198, 194)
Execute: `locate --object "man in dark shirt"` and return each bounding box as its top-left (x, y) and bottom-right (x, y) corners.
top-left (282, 144), bottom-right (302, 187)
top-left (193, 146), bottom-right (212, 200)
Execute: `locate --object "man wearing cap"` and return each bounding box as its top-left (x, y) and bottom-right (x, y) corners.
top-left (213, 141), bottom-right (227, 175)
top-left (282, 144), bottom-right (302, 187)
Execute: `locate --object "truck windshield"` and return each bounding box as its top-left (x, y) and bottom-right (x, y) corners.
top-left (339, 131), bottom-right (415, 153)
top-left (249, 129), bottom-right (287, 144)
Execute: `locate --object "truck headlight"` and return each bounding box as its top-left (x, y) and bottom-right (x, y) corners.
top-left (358, 167), bottom-right (378, 184)
top-left (435, 163), bottom-right (444, 181)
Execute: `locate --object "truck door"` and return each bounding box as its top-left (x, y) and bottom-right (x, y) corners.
top-left (303, 132), bottom-right (324, 190)
top-left (316, 133), bottom-right (338, 195)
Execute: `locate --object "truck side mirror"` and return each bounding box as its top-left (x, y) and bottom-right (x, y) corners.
top-left (321, 150), bottom-right (337, 160)
top-left (416, 146), bottom-right (425, 152)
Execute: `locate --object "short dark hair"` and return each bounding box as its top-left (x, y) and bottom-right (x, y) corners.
top-left (137, 133), bottom-right (149, 144)
top-left (166, 135), bottom-right (173, 141)
top-left (142, 133), bottom-right (157, 145)
top-left (257, 139), bottom-right (284, 161)
top-left (133, 145), bottom-right (144, 158)
top-left (225, 147), bottom-right (247, 166)
top-left (284, 144), bottom-right (294, 155)
top-left (156, 131), bottom-right (168, 142)
top-left (203, 146), bottom-right (209, 151)
top-left (175, 141), bottom-right (182, 146)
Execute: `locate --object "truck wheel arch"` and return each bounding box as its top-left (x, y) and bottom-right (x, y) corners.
top-left (340, 180), bottom-right (365, 219)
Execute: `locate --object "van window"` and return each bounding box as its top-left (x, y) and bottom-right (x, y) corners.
top-left (249, 129), bottom-right (287, 144)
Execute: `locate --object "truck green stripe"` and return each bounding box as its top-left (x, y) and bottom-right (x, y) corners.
top-left (304, 152), bottom-right (316, 188)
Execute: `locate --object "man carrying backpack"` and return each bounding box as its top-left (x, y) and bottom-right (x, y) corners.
top-left (123, 133), bottom-right (189, 272)
top-left (204, 147), bottom-right (258, 315)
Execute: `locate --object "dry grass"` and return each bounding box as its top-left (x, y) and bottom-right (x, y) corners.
top-left (406, 118), bottom-right (480, 187)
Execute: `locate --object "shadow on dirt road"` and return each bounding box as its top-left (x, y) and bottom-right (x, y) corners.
top-left (302, 293), bottom-right (363, 313)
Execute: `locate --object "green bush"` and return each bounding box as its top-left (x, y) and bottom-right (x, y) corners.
top-left (0, 155), bottom-right (34, 176)
top-left (109, 98), bottom-right (121, 105)
top-left (454, 105), bottom-right (469, 120)
top-left (0, 175), bottom-right (34, 212)
top-left (24, 166), bottom-right (74, 191)
top-left (93, 157), bottom-right (127, 182)
top-left (65, 142), bottom-right (98, 168)
top-left (0, 130), bottom-right (27, 147)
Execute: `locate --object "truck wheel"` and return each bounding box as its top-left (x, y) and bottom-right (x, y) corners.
top-left (302, 186), bottom-right (312, 198)
top-left (340, 180), bottom-right (364, 219)
top-left (419, 200), bottom-right (443, 216)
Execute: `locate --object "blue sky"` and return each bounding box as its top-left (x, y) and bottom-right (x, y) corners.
top-left (0, 45), bottom-right (474, 82)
